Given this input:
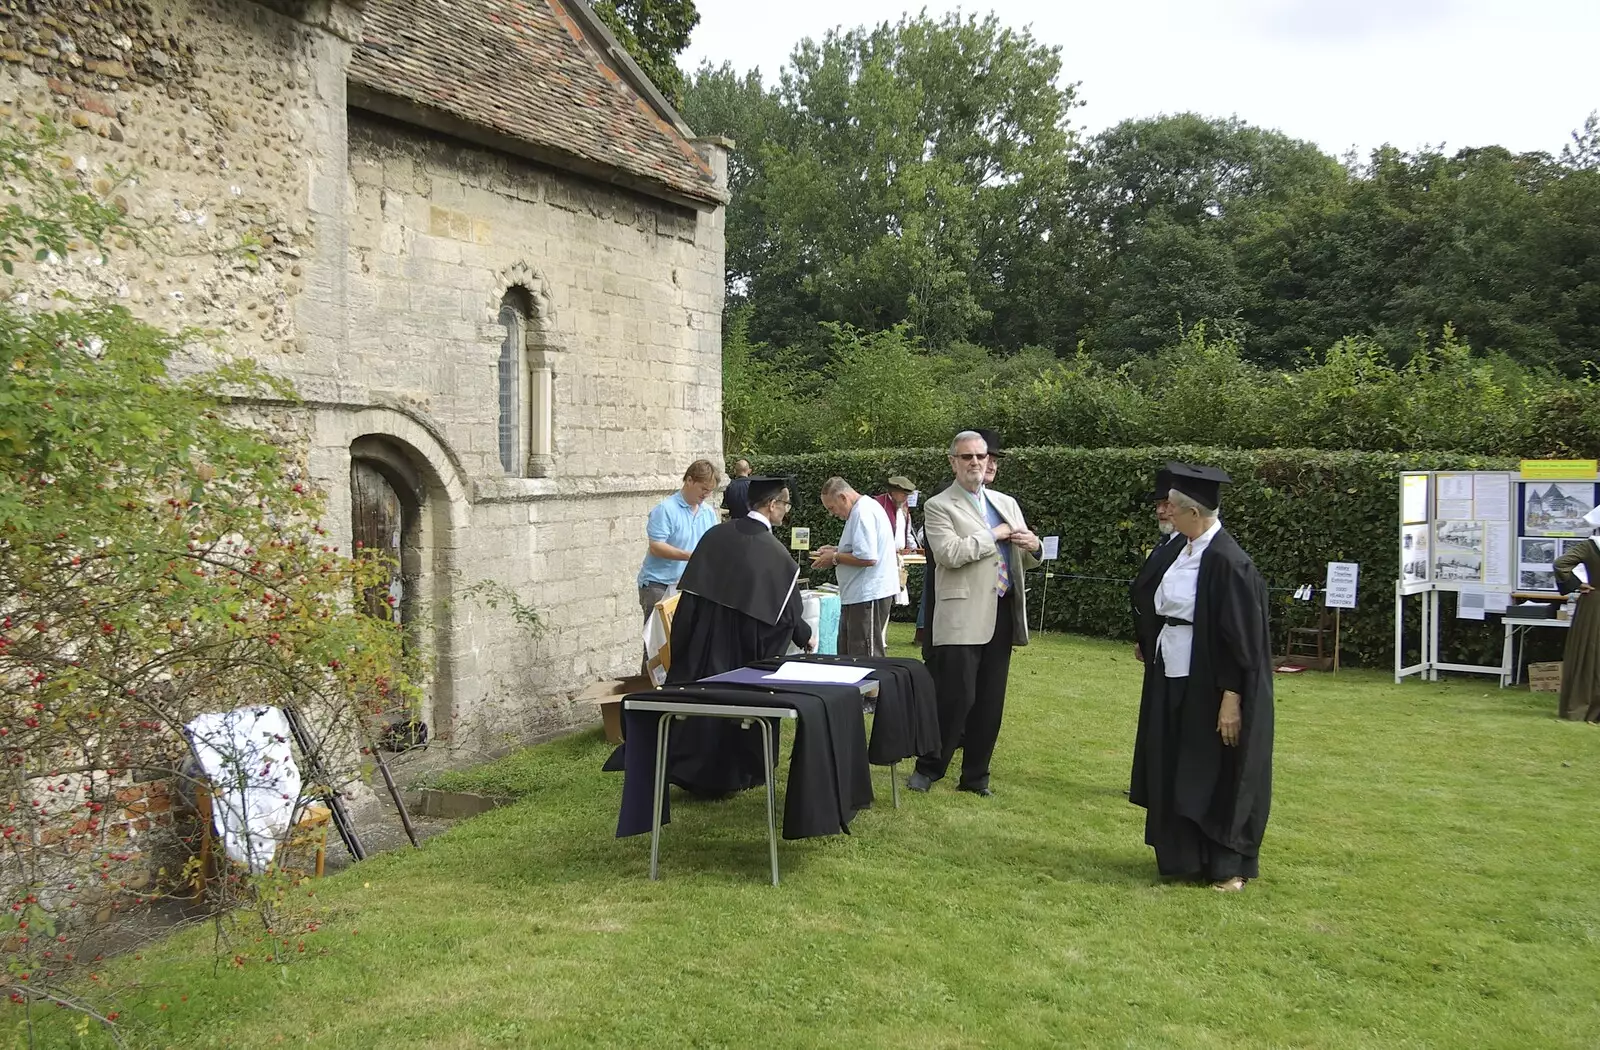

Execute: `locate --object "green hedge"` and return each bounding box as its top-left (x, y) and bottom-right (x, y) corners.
top-left (764, 445), bottom-right (1519, 668)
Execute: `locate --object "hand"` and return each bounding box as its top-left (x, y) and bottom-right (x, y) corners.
top-left (803, 637), bottom-right (817, 652)
top-left (1012, 528), bottom-right (1041, 552)
top-left (992, 523), bottom-right (1014, 542)
top-left (1217, 691), bottom-right (1242, 747)
top-left (1581, 584), bottom-right (1595, 595)
top-left (1134, 642), bottom-right (1144, 663)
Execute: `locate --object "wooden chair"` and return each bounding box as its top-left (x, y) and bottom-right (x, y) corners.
top-left (189, 787), bottom-right (332, 897)
top-left (643, 590), bottom-right (682, 687)
top-left (1283, 610), bottom-right (1335, 671)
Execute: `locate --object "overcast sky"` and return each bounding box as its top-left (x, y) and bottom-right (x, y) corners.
top-left (681, 0), bottom-right (1598, 159)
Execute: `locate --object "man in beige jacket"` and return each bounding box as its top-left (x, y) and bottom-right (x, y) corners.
top-left (908, 430), bottom-right (1041, 796)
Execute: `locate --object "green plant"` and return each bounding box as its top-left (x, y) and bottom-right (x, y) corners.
top-left (0, 118), bottom-right (418, 1042)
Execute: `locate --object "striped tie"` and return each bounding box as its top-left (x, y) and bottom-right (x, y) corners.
top-left (996, 545), bottom-right (1010, 596)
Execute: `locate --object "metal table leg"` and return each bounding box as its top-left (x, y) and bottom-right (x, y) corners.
top-left (757, 717), bottom-right (780, 886)
top-left (649, 712), bottom-right (672, 880)
top-left (889, 760), bottom-right (900, 809)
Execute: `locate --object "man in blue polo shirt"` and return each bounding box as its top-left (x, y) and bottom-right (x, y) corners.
top-left (637, 458), bottom-right (720, 621)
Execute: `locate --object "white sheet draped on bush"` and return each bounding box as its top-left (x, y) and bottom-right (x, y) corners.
top-left (184, 706), bottom-right (303, 874)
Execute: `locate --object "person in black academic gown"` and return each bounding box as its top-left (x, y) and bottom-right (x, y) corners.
top-left (655, 477), bottom-right (815, 797)
top-left (1129, 464), bottom-right (1185, 664)
top-left (668, 476), bottom-right (813, 684)
top-left (1129, 463), bottom-right (1274, 892)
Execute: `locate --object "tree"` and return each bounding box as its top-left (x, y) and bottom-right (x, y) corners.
top-left (1075, 113), bottom-right (1346, 361)
top-left (0, 119), bottom-right (418, 1042)
top-left (683, 12), bottom-right (1079, 356)
top-left (591, 0), bottom-right (700, 106)
top-left (1560, 110), bottom-right (1600, 171)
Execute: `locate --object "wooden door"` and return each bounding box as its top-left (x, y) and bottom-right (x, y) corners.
top-left (350, 460), bottom-right (404, 623)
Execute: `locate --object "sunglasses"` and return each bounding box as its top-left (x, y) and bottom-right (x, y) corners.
top-left (951, 452), bottom-right (988, 462)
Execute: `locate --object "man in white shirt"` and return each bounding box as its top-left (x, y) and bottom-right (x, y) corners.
top-left (814, 476), bottom-right (900, 657)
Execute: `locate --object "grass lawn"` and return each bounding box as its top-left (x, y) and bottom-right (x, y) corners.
top-left (17, 626), bottom-right (1600, 1049)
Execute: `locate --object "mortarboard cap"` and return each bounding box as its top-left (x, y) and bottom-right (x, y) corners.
top-left (1146, 462), bottom-right (1181, 502)
top-left (886, 475), bottom-right (916, 492)
top-left (973, 428), bottom-right (1004, 457)
top-left (1167, 462), bottom-right (1231, 512)
top-left (745, 475), bottom-right (791, 508)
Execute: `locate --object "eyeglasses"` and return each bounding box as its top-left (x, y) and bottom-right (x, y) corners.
top-left (951, 453), bottom-right (987, 462)
top-left (772, 499), bottom-right (791, 508)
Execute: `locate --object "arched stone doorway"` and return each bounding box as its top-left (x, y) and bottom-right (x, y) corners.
top-left (349, 435), bottom-right (455, 738)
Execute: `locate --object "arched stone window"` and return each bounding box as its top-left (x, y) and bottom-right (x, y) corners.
top-left (497, 291), bottom-right (527, 475)
top-left (496, 286), bottom-right (554, 478)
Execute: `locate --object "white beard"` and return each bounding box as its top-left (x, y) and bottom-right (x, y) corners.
top-left (1157, 521), bottom-right (1175, 536)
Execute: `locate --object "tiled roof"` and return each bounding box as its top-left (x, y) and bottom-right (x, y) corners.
top-left (349, 0), bottom-right (725, 206)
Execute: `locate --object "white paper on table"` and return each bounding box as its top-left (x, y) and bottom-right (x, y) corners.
top-left (1473, 474), bottom-right (1512, 522)
top-left (762, 661), bottom-right (872, 685)
top-left (1457, 588), bottom-right (1486, 620)
top-left (1483, 522), bottom-right (1512, 586)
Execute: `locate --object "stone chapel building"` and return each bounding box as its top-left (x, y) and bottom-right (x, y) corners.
top-left (1, 0), bottom-right (729, 746)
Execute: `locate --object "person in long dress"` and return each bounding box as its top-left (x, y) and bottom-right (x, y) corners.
top-left (1553, 506), bottom-right (1600, 722)
top-left (1129, 463), bottom-right (1274, 892)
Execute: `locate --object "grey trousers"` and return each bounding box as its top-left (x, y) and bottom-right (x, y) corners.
top-left (840, 596), bottom-right (893, 657)
top-left (639, 581), bottom-right (670, 622)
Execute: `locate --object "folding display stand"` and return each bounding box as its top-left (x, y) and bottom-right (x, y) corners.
top-left (1393, 581), bottom-right (1503, 683)
top-left (1394, 463), bottom-right (1596, 685)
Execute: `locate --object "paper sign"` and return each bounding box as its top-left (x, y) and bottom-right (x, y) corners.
top-left (1436, 474), bottom-right (1473, 520)
top-left (1520, 459), bottom-right (1598, 481)
top-left (1324, 562), bottom-right (1359, 609)
top-left (1401, 474), bottom-right (1429, 525)
top-left (789, 527), bottom-right (810, 551)
top-left (1483, 522), bottom-right (1511, 586)
top-left (1041, 536), bottom-right (1060, 561)
top-left (1485, 592), bottom-right (1511, 614)
top-left (906, 490), bottom-right (920, 508)
top-left (1473, 474), bottom-right (1512, 522)
top-left (1457, 588), bottom-right (1486, 620)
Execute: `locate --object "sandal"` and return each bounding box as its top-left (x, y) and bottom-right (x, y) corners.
top-left (1211, 876), bottom-right (1248, 893)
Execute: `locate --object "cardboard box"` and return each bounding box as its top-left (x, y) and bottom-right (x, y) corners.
top-left (597, 675), bottom-right (652, 744)
top-left (1528, 661), bottom-right (1562, 693)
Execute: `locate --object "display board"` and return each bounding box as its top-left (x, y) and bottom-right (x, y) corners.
top-left (1397, 468), bottom-right (1598, 596)
top-left (1395, 461), bottom-right (1598, 684)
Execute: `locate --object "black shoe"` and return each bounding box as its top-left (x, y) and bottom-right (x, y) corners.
top-left (957, 784), bottom-right (993, 797)
top-left (905, 772), bottom-right (934, 793)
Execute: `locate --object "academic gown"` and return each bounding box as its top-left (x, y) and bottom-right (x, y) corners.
top-left (609, 516), bottom-right (814, 799)
top-left (1129, 528), bottom-right (1274, 874)
top-left (1554, 538), bottom-right (1600, 722)
top-left (1130, 533), bottom-right (1184, 659)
